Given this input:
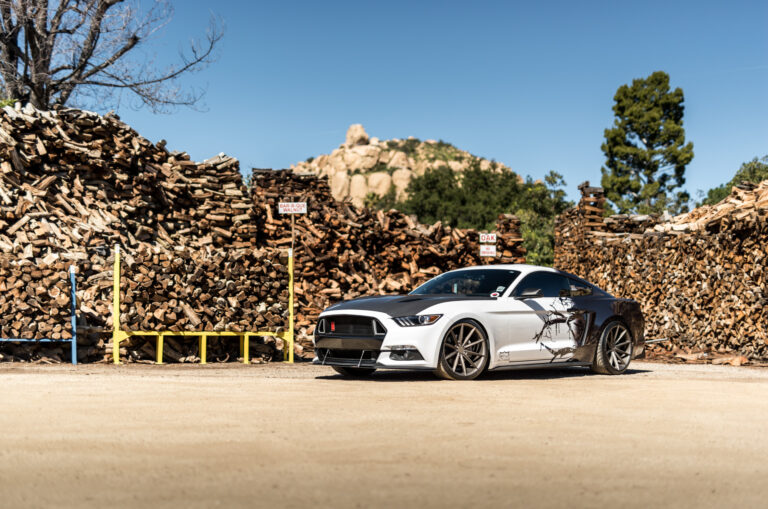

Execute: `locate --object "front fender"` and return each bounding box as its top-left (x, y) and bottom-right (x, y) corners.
top-left (424, 312), bottom-right (498, 369)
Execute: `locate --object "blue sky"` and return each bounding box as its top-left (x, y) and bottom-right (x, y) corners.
top-left (117, 0), bottom-right (767, 203)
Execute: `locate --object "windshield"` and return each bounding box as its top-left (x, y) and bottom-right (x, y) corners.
top-left (410, 269), bottom-right (521, 297)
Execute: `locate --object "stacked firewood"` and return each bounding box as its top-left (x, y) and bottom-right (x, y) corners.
top-left (0, 256), bottom-right (73, 340)
top-left (1, 103), bottom-right (528, 363)
top-left (251, 169), bottom-right (526, 345)
top-left (0, 103), bottom-right (257, 263)
top-left (0, 104), bottom-right (280, 363)
top-left (555, 181), bottom-right (768, 362)
top-left (116, 246), bottom-right (288, 332)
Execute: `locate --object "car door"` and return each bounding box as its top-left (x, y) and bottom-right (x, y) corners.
top-left (564, 277), bottom-right (595, 348)
top-left (501, 271), bottom-right (577, 363)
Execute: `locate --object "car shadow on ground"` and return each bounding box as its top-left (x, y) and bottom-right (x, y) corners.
top-left (315, 366), bottom-right (651, 382)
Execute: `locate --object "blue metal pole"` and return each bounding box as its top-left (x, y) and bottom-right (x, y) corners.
top-left (69, 265), bottom-right (77, 365)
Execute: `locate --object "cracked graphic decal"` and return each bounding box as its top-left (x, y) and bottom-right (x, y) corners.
top-left (530, 298), bottom-right (589, 362)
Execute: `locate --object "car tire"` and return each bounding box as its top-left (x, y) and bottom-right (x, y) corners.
top-left (591, 320), bottom-right (633, 375)
top-left (332, 366), bottom-right (376, 377)
top-left (433, 319), bottom-right (489, 381)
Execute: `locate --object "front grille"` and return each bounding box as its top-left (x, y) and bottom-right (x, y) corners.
top-left (317, 315), bottom-right (386, 337)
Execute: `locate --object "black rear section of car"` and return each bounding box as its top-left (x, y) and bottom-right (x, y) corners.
top-left (315, 315), bottom-right (387, 368)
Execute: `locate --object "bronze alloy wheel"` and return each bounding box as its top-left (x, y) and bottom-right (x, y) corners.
top-left (592, 321), bottom-right (633, 375)
top-left (435, 320), bottom-right (489, 380)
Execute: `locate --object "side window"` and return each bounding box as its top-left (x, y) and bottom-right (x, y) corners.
top-left (569, 278), bottom-right (593, 297)
top-left (513, 272), bottom-right (571, 298)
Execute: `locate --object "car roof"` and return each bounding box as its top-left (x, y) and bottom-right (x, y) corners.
top-left (445, 264), bottom-right (559, 276)
top-left (443, 264), bottom-right (609, 295)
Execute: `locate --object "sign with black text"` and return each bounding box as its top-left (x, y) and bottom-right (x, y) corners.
top-left (278, 202), bottom-right (307, 214)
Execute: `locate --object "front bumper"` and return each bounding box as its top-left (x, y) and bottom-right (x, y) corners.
top-left (313, 348), bottom-right (436, 370)
top-left (313, 311), bottom-right (444, 370)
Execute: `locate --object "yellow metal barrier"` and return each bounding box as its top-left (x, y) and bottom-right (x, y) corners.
top-left (111, 245), bottom-right (295, 365)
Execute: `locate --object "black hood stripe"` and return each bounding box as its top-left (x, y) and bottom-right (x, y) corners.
top-left (325, 295), bottom-right (495, 317)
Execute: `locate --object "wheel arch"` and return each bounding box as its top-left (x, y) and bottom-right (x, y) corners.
top-left (596, 315), bottom-right (638, 349)
top-left (591, 316), bottom-right (634, 375)
top-left (431, 316), bottom-right (493, 374)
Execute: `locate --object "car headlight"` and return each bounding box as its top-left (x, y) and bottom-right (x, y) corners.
top-left (393, 314), bottom-right (442, 327)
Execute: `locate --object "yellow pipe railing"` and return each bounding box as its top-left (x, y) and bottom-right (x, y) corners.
top-left (111, 246), bottom-right (295, 365)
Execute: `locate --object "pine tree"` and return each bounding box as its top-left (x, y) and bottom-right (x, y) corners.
top-left (600, 71), bottom-right (694, 214)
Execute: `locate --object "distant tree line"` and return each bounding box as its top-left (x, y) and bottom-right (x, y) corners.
top-left (367, 164), bottom-right (571, 266)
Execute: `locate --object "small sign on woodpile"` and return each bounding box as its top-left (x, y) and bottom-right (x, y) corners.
top-left (278, 202), bottom-right (307, 214)
top-left (479, 233), bottom-right (497, 243)
top-left (479, 245), bottom-right (497, 257)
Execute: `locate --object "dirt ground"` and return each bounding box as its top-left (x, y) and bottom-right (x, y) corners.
top-left (1, 361), bottom-right (766, 509)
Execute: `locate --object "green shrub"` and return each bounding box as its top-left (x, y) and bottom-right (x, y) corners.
top-left (364, 188), bottom-right (398, 210)
top-left (365, 163), bottom-right (571, 266)
top-left (700, 156), bottom-right (768, 206)
top-left (421, 140), bottom-right (465, 163)
top-left (387, 138), bottom-right (421, 158)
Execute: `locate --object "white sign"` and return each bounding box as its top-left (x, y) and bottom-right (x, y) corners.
top-left (479, 233), bottom-right (497, 243)
top-left (278, 202), bottom-right (307, 214)
top-left (479, 245), bottom-right (497, 257)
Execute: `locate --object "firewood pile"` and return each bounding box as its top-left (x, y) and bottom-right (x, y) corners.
top-left (0, 256), bottom-right (73, 339)
top-left (555, 181), bottom-right (768, 362)
top-left (0, 103), bottom-right (257, 260)
top-left (117, 246), bottom-right (288, 332)
top-left (0, 104), bottom-right (283, 363)
top-left (251, 169), bottom-right (526, 346)
top-left (1, 104), bottom-right (527, 363)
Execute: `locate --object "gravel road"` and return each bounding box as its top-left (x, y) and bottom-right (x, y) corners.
top-left (1, 361), bottom-right (766, 508)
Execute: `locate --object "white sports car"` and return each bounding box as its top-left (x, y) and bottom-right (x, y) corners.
top-left (313, 264), bottom-right (644, 380)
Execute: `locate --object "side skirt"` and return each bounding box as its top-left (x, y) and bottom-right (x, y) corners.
top-left (488, 361), bottom-right (591, 372)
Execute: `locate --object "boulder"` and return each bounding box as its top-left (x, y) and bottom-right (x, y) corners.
top-left (345, 124), bottom-right (369, 147)
top-left (392, 169), bottom-right (412, 200)
top-left (349, 174), bottom-right (368, 207)
top-left (367, 172), bottom-right (393, 197)
top-left (329, 150), bottom-right (347, 173)
top-left (330, 171), bottom-right (350, 200)
top-left (344, 144), bottom-right (380, 171)
top-left (413, 159), bottom-right (431, 176)
top-left (292, 125), bottom-right (521, 203)
top-left (314, 154), bottom-right (328, 168)
top-left (388, 150), bottom-right (410, 169)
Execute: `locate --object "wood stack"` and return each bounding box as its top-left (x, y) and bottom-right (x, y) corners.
top-left (251, 169), bottom-right (526, 346)
top-left (0, 256), bottom-right (73, 340)
top-left (0, 104), bottom-right (281, 363)
top-left (117, 246), bottom-right (288, 332)
top-left (0, 103), bottom-right (257, 262)
top-left (1, 103), bottom-right (528, 363)
top-left (554, 181), bottom-right (768, 362)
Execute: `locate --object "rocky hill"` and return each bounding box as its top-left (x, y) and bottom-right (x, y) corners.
top-left (290, 124), bottom-right (519, 207)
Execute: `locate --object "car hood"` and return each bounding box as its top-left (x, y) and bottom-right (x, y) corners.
top-left (323, 294), bottom-right (494, 317)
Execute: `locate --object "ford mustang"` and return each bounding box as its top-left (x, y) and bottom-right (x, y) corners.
top-left (313, 264), bottom-right (644, 380)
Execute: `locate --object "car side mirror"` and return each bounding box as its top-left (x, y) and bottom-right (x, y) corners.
top-left (515, 288), bottom-right (543, 299)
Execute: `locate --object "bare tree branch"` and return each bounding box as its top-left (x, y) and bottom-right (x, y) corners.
top-left (0, 0), bottom-right (222, 111)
